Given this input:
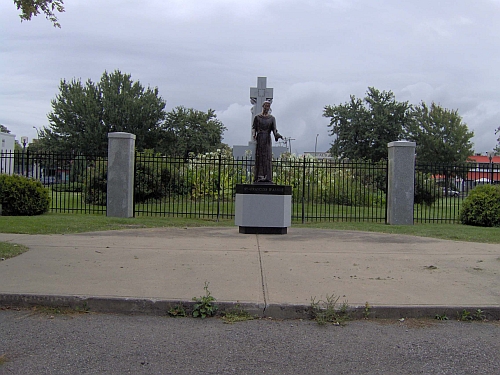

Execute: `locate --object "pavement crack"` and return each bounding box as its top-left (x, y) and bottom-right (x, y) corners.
top-left (256, 234), bottom-right (268, 313)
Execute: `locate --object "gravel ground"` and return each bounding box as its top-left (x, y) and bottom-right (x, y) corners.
top-left (0, 309), bottom-right (499, 374)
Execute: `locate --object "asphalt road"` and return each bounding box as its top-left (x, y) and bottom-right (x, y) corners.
top-left (0, 310), bottom-right (499, 375)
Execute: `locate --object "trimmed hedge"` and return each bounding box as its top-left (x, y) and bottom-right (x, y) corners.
top-left (459, 184), bottom-right (500, 227)
top-left (0, 174), bottom-right (50, 216)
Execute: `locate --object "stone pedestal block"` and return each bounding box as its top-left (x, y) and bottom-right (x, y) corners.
top-left (107, 132), bottom-right (136, 218)
top-left (387, 141), bottom-right (416, 225)
top-left (235, 184), bottom-right (292, 234)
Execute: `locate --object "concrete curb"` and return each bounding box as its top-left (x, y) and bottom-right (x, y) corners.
top-left (1, 294), bottom-right (499, 321)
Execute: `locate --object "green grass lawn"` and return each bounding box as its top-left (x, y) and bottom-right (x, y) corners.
top-left (0, 213), bottom-right (499, 244)
top-left (0, 242), bottom-right (29, 261)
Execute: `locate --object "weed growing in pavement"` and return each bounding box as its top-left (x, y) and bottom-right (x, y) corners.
top-left (457, 309), bottom-right (486, 322)
top-left (435, 313), bottom-right (449, 321)
top-left (458, 309), bottom-right (472, 321)
top-left (0, 354), bottom-right (7, 365)
top-left (192, 282), bottom-right (218, 319)
top-left (168, 304), bottom-right (187, 317)
top-left (363, 302), bottom-right (371, 319)
top-left (222, 304), bottom-right (255, 324)
top-left (310, 293), bottom-right (351, 325)
top-left (473, 309), bottom-right (486, 321)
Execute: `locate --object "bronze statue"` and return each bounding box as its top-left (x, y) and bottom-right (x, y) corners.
top-left (252, 101), bottom-right (282, 183)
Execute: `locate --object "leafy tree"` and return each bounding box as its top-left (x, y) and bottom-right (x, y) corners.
top-left (13, 0), bottom-right (64, 27)
top-left (37, 70), bottom-right (167, 155)
top-left (406, 102), bottom-right (474, 164)
top-left (159, 106), bottom-right (227, 158)
top-left (0, 124), bottom-right (11, 133)
top-left (406, 102), bottom-right (474, 194)
top-left (324, 87), bottom-right (413, 161)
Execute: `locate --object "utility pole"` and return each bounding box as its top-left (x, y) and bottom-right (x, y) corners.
top-left (488, 151), bottom-right (494, 185)
top-left (288, 138), bottom-right (296, 154)
top-left (21, 136), bottom-right (28, 176)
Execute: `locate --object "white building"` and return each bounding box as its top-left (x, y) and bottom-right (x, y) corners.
top-left (0, 132), bottom-right (16, 174)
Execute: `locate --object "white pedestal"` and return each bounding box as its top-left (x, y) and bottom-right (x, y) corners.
top-left (235, 184), bottom-right (292, 234)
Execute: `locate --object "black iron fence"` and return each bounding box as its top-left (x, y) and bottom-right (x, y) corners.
top-left (133, 152), bottom-right (388, 223)
top-left (414, 162), bottom-right (499, 223)
top-left (3, 150), bottom-right (498, 224)
top-left (0, 151), bottom-right (107, 214)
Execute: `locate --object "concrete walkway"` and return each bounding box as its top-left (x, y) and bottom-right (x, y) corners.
top-left (0, 227), bottom-right (499, 319)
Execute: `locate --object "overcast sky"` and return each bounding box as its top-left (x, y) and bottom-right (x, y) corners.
top-left (1, 0), bottom-right (499, 155)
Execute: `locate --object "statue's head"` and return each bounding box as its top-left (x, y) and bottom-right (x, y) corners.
top-left (262, 101), bottom-right (271, 113)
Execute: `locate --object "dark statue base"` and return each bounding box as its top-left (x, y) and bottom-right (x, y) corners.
top-left (239, 226), bottom-right (287, 235)
top-left (235, 184), bottom-right (292, 235)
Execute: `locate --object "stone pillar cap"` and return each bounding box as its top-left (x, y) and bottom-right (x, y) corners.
top-left (108, 132), bottom-right (136, 140)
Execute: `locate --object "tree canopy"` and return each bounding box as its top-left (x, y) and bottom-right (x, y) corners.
top-left (324, 87), bottom-right (475, 163)
top-left (405, 102), bottom-right (474, 164)
top-left (324, 87), bottom-right (413, 161)
top-left (13, 0), bottom-right (64, 27)
top-left (32, 70), bottom-right (227, 157)
top-left (159, 106), bottom-right (227, 158)
top-left (36, 70), bottom-right (167, 154)
top-left (0, 124), bottom-right (11, 133)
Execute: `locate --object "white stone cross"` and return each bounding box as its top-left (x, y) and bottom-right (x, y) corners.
top-left (249, 77), bottom-right (273, 141)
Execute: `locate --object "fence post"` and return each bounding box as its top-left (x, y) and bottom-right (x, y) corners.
top-left (217, 152), bottom-right (221, 222)
top-left (107, 132), bottom-right (136, 218)
top-left (387, 141), bottom-right (416, 225)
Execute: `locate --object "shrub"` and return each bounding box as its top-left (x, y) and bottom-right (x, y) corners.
top-left (135, 151), bottom-right (189, 203)
top-left (83, 152), bottom-right (189, 206)
top-left (135, 155), bottom-right (188, 203)
top-left (414, 171), bottom-right (439, 205)
top-left (83, 159), bottom-right (107, 206)
top-left (459, 184), bottom-right (500, 227)
top-left (0, 174), bottom-right (50, 216)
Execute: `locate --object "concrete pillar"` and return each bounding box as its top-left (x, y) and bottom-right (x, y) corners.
top-left (387, 141), bottom-right (416, 225)
top-left (107, 132), bottom-right (136, 218)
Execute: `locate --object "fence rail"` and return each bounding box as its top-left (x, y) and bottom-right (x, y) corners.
top-left (414, 162), bottom-right (499, 223)
top-left (2, 150), bottom-right (499, 224)
top-left (133, 153), bottom-right (388, 223)
top-left (1, 151), bottom-right (107, 214)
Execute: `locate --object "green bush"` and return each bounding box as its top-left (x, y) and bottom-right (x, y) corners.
top-left (83, 159), bottom-right (107, 206)
top-left (460, 185), bottom-right (500, 227)
top-left (135, 156), bottom-right (188, 203)
top-left (414, 171), bottom-right (439, 205)
top-left (83, 152), bottom-right (189, 206)
top-left (0, 174), bottom-right (50, 216)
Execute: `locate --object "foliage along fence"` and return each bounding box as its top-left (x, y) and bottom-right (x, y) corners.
top-left (4, 150), bottom-right (498, 223)
top-left (132, 151), bottom-right (388, 223)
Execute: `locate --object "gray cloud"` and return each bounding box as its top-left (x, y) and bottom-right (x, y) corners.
top-left (1, 0), bottom-right (499, 154)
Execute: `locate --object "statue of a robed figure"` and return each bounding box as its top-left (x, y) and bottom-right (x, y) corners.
top-left (252, 100), bottom-right (282, 183)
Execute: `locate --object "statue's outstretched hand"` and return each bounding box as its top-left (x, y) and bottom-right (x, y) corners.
top-left (275, 132), bottom-right (283, 142)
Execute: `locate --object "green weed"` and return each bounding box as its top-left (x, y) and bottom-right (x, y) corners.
top-left (363, 302), bottom-right (371, 319)
top-left (192, 282), bottom-right (218, 319)
top-left (457, 309), bottom-right (486, 322)
top-left (310, 293), bottom-right (351, 325)
top-left (168, 304), bottom-right (187, 317)
top-left (435, 313), bottom-right (449, 321)
top-left (222, 305), bottom-right (255, 324)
